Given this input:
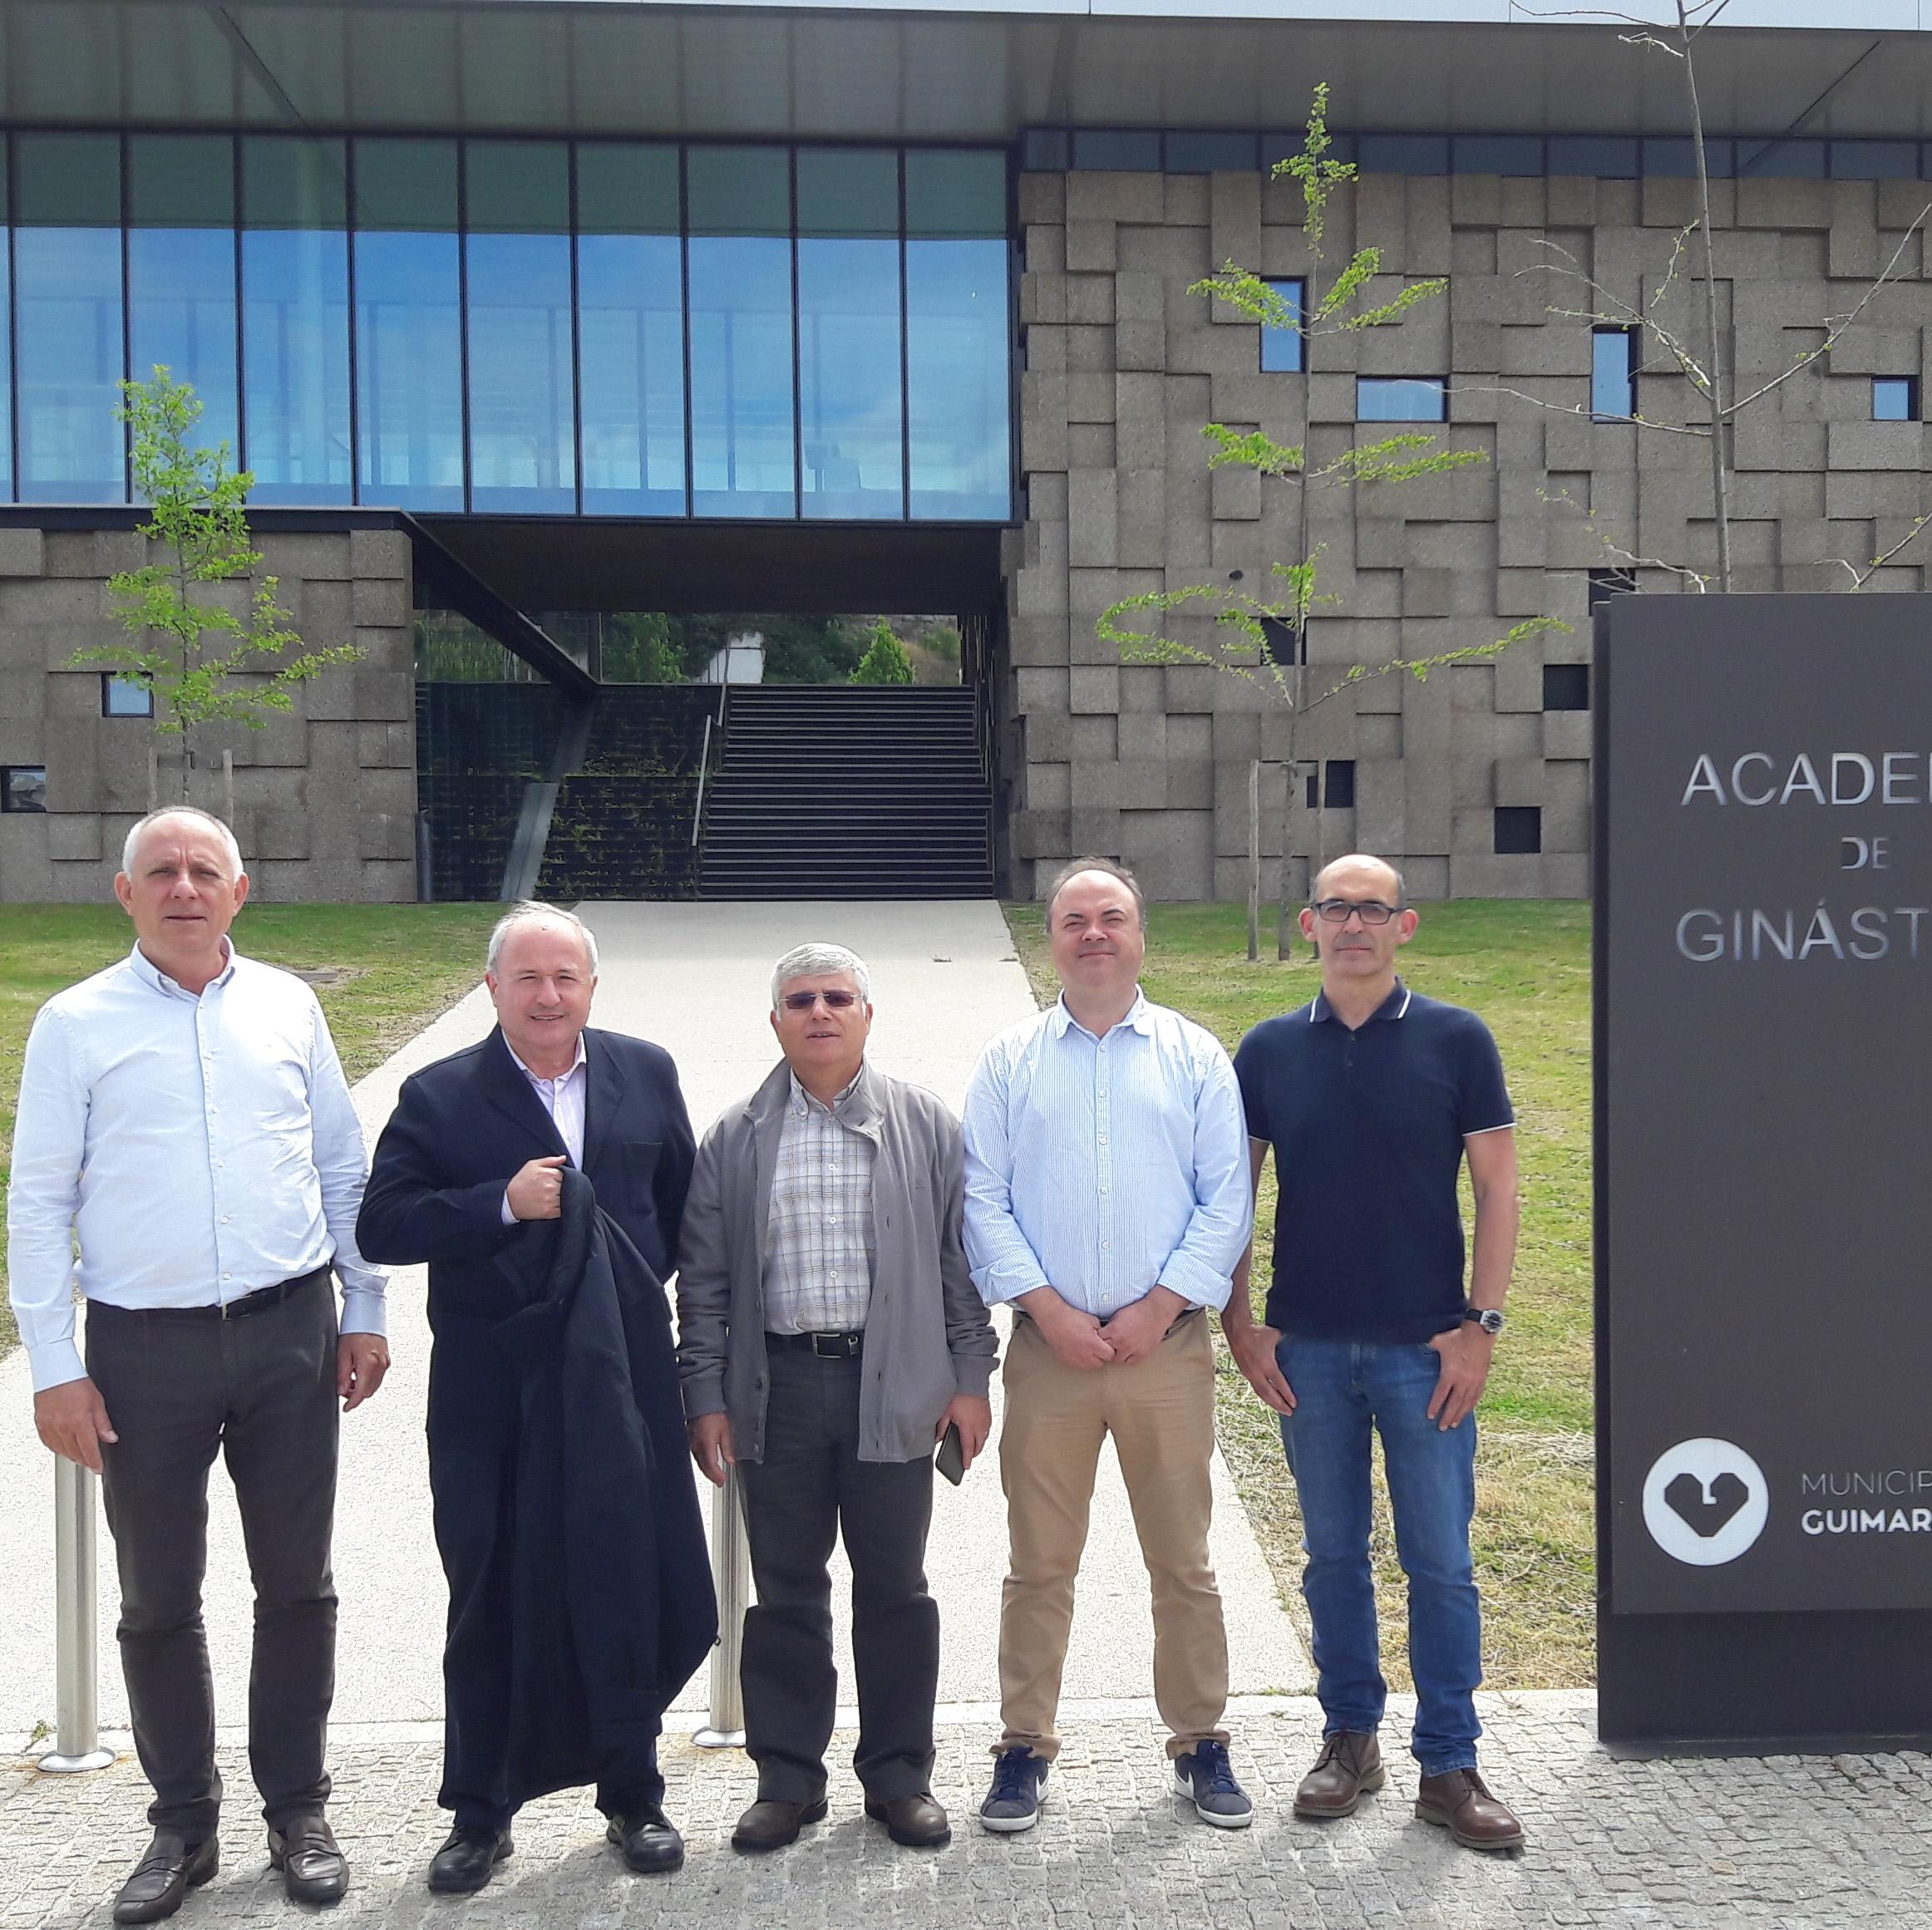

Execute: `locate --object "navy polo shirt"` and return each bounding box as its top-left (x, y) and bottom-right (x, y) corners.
top-left (1232, 981), bottom-right (1514, 1345)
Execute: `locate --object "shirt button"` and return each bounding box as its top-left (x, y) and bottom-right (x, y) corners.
top-left (1102, 1240), bottom-right (1111, 1251)
top-left (222, 1272), bottom-right (232, 1281)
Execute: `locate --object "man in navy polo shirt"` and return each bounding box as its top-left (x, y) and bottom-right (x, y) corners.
top-left (1225, 853), bottom-right (1523, 1852)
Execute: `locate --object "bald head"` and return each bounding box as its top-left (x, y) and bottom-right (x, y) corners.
top-left (1312, 853), bottom-right (1405, 907)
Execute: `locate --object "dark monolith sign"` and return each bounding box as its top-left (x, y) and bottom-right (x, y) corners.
top-left (1597, 593), bottom-right (1932, 1749)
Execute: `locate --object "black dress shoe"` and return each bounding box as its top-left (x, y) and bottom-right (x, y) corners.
top-left (864, 1792), bottom-right (951, 1848)
top-left (426, 1826), bottom-right (513, 1895)
top-left (267, 1814), bottom-right (349, 1906)
top-left (112, 1831), bottom-right (219, 1925)
top-left (605, 1805), bottom-right (684, 1875)
top-left (731, 1795), bottom-right (829, 1854)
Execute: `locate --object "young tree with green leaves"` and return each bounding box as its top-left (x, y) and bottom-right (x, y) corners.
top-left (69, 368), bottom-right (363, 808)
top-left (1101, 86), bottom-right (1564, 958)
top-left (850, 620), bottom-right (916, 686)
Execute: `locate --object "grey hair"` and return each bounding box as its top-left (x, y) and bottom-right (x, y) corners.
top-left (486, 901), bottom-right (600, 978)
top-left (771, 943), bottom-right (871, 1012)
top-left (1311, 853), bottom-right (1407, 907)
top-left (121, 808), bottom-right (243, 881)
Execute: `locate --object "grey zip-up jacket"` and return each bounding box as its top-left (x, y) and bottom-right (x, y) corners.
top-left (675, 1056), bottom-right (996, 1465)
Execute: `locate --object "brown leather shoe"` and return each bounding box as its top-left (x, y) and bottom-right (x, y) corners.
top-left (864, 1792), bottom-right (951, 1849)
top-left (1415, 1768), bottom-right (1525, 1851)
top-left (1293, 1731), bottom-right (1386, 1819)
top-left (732, 1795), bottom-right (829, 1853)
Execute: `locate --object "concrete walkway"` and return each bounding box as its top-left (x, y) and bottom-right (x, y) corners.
top-left (0, 900), bottom-right (1308, 1755)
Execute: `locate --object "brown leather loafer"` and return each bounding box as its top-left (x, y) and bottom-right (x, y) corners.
top-left (732, 1795), bottom-right (829, 1853)
top-left (1293, 1731), bottom-right (1387, 1819)
top-left (863, 1792), bottom-right (951, 1849)
top-left (1415, 1768), bottom-right (1525, 1851)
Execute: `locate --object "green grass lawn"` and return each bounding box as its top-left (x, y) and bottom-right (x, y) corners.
top-left (0, 903), bottom-right (504, 1353)
top-left (1003, 899), bottom-right (1594, 1687)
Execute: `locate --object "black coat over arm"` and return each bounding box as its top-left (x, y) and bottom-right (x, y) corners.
top-left (357, 1025), bottom-right (708, 1816)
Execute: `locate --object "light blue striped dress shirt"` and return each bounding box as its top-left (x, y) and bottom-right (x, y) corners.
top-left (961, 990), bottom-right (1253, 1316)
top-left (7, 943), bottom-right (387, 1392)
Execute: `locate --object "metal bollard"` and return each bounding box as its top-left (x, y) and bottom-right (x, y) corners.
top-left (38, 1458), bottom-right (116, 1773)
top-left (692, 1467), bottom-right (750, 1748)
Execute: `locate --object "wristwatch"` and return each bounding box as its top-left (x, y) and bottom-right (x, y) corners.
top-left (1461, 1307), bottom-right (1506, 1337)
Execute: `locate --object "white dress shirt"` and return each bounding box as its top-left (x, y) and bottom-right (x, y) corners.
top-left (500, 1035), bottom-right (589, 1223)
top-left (7, 942), bottom-right (387, 1392)
top-left (961, 989), bottom-right (1253, 1317)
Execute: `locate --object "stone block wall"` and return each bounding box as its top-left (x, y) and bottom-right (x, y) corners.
top-left (1003, 165), bottom-right (1932, 901)
top-left (0, 526), bottom-right (416, 903)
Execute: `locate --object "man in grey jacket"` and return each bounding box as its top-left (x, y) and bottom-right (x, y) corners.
top-left (677, 943), bottom-right (995, 1855)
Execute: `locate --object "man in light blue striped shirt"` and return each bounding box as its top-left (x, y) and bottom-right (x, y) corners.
top-left (963, 858), bottom-right (1253, 1834)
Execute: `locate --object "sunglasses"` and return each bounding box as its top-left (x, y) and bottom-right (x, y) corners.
top-left (781, 988), bottom-right (860, 1012)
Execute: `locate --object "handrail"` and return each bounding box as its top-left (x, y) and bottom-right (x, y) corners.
top-left (691, 715), bottom-right (713, 848)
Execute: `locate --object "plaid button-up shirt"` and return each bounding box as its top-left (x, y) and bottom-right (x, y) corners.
top-left (761, 1067), bottom-right (880, 1333)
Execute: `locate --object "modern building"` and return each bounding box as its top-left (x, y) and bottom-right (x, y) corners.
top-left (0, 1), bottom-right (1926, 903)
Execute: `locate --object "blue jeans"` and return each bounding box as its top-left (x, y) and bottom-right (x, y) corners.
top-left (1278, 1337), bottom-right (1481, 1776)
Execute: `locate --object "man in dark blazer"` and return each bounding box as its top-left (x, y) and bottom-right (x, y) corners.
top-left (357, 902), bottom-right (702, 1893)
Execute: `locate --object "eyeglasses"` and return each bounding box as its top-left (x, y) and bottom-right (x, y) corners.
top-left (781, 988), bottom-right (860, 1012)
top-left (1310, 899), bottom-right (1402, 926)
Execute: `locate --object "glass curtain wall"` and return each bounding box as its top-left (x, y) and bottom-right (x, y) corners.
top-left (577, 145), bottom-right (685, 515)
top-left (466, 141), bottom-right (574, 514)
top-left (906, 150), bottom-right (1011, 520)
top-left (242, 137), bottom-right (352, 504)
top-left (797, 149), bottom-right (903, 519)
top-left (354, 138), bottom-right (464, 511)
top-left (688, 147), bottom-right (796, 518)
top-left (0, 132), bottom-right (1011, 522)
top-left (128, 135), bottom-right (238, 461)
top-left (13, 133), bottom-right (125, 502)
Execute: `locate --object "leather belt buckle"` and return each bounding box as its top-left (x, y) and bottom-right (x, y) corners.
top-left (809, 1331), bottom-right (860, 1359)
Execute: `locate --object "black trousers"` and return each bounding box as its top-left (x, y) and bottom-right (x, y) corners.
top-left (737, 1347), bottom-right (939, 1804)
top-left (426, 1309), bottom-right (661, 1829)
top-left (86, 1277), bottom-right (340, 1840)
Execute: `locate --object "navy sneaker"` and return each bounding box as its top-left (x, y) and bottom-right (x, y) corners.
top-left (1174, 1739), bottom-right (1254, 1829)
top-left (978, 1747), bottom-right (1050, 1834)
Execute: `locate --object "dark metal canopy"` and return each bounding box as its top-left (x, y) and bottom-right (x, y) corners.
top-left (2, 2), bottom-right (1927, 142)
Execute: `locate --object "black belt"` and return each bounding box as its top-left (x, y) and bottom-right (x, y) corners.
top-left (91, 1266), bottom-right (330, 1324)
top-left (765, 1329), bottom-right (865, 1359)
top-left (1013, 1302), bottom-right (1203, 1335)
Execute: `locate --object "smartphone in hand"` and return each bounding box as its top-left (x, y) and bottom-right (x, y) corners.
top-left (935, 1420), bottom-right (966, 1486)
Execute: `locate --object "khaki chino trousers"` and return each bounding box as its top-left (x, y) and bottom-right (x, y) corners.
top-left (996, 1309), bottom-right (1230, 1762)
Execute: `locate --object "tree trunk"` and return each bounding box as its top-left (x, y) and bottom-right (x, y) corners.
top-left (1246, 757), bottom-right (1261, 963)
top-left (1682, 1), bottom-right (1733, 593)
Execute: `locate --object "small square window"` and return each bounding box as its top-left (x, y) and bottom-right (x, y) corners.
top-left (102, 674), bottom-right (155, 718)
top-left (1592, 327), bottom-right (1636, 421)
top-left (1874, 377), bottom-right (1919, 422)
top-left (1543, 663), bottom-right (1590, 711)
top-left (1260, 278), bottom-right (1304, 373)
top-left (2, 766), bottom-right (47, 813)
top-left (1304, 762), bottom-right (1355, 811)
top-left (1587, 567), bottom-right (1637, 612)
top-left (1494, 805), bottom-right (1541, 855)
top-left (1358, 377), bottom-right (1447, 423)
top-left (1259, 617), bottom-right (1303, 667)
top-left (1070, 130), bottom-right (1161, 173)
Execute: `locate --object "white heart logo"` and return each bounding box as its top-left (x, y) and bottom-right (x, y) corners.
top-left (1642, 1439), bottom-right (1769, 1567)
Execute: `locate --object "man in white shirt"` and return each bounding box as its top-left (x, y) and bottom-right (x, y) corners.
top-left (962, 858), bottom-right (1253, 1834)
top-left (7, 807), bottom-right (389, 1924)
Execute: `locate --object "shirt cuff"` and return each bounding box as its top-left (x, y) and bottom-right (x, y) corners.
top-left (339, 1286), bottom-right (387, 1338)
top-left (968, 1258), bottom-right (1052, 1307)
top-left (1157, 1253), bottom-right (1234, 1313)
top-left (27, 1337), bottom-right (88, 1395)
top-left (950, 1352), bottom-right (994, 1398)
top-left (500, 1189), bottom-right (517, 1227)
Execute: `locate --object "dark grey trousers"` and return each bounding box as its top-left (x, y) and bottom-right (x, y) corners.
top-left (86, 1276), bottom-right (340, 1839)
top-left (737, 1349), bottom-right (939, 1806)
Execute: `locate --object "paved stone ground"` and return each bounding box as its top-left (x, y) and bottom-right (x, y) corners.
top-left (8, 1694), bottom-right (1932, 1929)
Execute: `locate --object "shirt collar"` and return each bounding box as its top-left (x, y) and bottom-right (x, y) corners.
top-left (505, 1031), bottom-right (588, 1088)
top-left (128, 936), bottom-right (239, 1001)
top-left (787, 1062), bottom-right (876, 1133)
top-left (1048, 987), bottom-right (1155, 1041)
top-left (1309, 979), bottom-right (1412, 1027)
